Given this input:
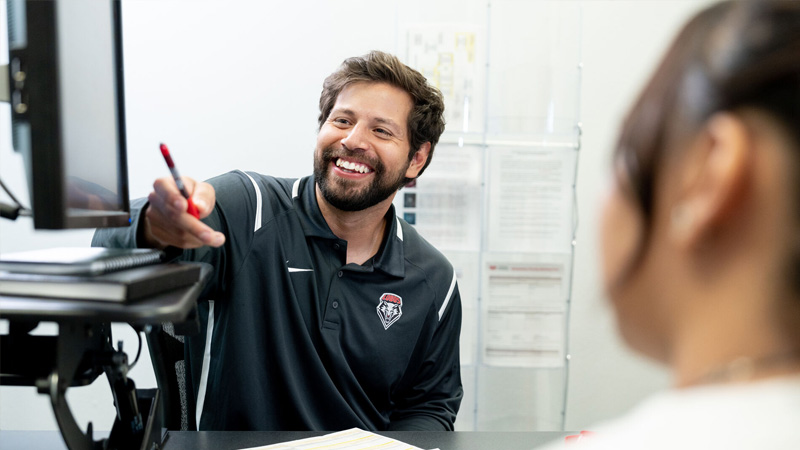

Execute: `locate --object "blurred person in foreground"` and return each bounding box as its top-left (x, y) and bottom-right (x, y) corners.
top-left (538, 0), bottom-right (800, 448)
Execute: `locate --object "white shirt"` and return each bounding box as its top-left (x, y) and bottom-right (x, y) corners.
top-left (536, 375), bottom-right (800, 449)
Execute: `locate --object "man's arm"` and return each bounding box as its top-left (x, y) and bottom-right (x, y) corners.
top-left (389, 286), bottom-right (463, 431)
top-left (93, 175), bottom-right (224, 251)
top-left (92, 197), bottom-right (150, 249)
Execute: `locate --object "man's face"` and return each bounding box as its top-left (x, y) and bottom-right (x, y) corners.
top-left (314, 81), bottom-right (425, 212)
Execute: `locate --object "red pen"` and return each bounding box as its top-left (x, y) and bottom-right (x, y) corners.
top-left (160, 143), bottom-right (200, 219)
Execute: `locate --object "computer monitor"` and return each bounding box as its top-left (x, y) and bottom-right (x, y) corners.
top-left (5, 0), bottom-right (130, 229)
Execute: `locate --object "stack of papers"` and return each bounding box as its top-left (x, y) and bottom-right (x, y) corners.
top-left (240, 428), bottom-right (439, 450)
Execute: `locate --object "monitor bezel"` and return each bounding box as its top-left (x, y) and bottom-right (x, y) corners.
top-left (7, 0), bottom-right (131, 229)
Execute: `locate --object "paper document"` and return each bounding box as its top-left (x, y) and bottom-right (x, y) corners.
top-left (239, 428), bottom-right (438, 450)
top-left (406, 26), bottom-right (485, 134)
top-left (481, 254), bottom-right (570, 367)
top-left (487, 148), bottom-right (577, 253)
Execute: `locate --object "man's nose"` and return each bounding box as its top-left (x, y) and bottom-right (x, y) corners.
top-left (340, 123), bottom-right (369, 152)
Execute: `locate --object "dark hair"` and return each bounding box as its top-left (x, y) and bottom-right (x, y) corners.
top-left (318, 50), bottom-right (446, 183)
top-left (615, 0), bottom-right (800, 278)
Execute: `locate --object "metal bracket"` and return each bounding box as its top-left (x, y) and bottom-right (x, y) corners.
top-left (29, 322), bottom-right (161, 450)
top-left (0, 64), bottom-right (9, 103)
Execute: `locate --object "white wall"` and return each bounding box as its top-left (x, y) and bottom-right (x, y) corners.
top-left (566, 0), bottom-right (717, 430)
top-left (1, 0), bottom-right (715, 433)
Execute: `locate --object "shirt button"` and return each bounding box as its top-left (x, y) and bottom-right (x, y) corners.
top-left (332, 301), bottom-right (339, 309)
top-left (333, 243), bottom-right (340, 250)
top-left (338, 271), bottom-right (343, 278)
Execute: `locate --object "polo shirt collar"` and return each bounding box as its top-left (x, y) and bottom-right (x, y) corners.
top-left (372, 205), bottom-right (405, 278)
top-left (294, 176), bottom-right (336, 239)
top-left (293, 175), bottom-right (406, 278)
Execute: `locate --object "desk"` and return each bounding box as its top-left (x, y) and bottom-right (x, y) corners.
top-left (0, 430), bottom-right (571, 450)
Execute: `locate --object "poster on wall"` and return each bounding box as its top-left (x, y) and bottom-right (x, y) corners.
top-left (481, 253), bottom-right (570, 368)
top-left (394, 144), bottom-right (483, 252)
top-left (406, 25), bottom-right (485, 135)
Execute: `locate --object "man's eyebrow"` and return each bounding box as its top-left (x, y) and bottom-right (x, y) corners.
top-left (329, 107), bottom-right (355, 118)
top-left (331, 107), bottom-right (352, 114)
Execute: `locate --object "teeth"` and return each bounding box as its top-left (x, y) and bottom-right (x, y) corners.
top-left (336, 159), bottom-right (371, 174)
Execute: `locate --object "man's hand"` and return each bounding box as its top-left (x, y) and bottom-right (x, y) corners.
top-left (141, 176), bottom-right (226, 249)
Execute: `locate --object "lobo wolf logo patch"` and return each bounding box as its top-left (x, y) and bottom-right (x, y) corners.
top-left (377, 293), bottom-right (403, 330)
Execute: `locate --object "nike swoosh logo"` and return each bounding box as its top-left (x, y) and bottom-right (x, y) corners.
top-left (288, 267), bottom-right (314, 273)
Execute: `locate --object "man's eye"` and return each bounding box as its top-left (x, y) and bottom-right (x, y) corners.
top-left (333, 118), bottom-right (350, 125)
top-left (375, 128), bottom-right (391, 136)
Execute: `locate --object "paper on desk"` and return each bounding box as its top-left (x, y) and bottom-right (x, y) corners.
top-left (239, 428), bottom-right (439, 450)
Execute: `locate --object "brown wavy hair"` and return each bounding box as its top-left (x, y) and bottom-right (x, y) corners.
top-left (614, 0), bottom-right (800, 284)
top-left (318, 51), bottom-right (446, 184)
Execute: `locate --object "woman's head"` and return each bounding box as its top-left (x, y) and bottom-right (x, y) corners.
top-left (602, 0), bottom-right (800, 363)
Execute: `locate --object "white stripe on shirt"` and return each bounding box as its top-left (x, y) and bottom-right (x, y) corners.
top-left (292, 178), bottom-right (301, 198)
top-left (238, 170), bottom-right (262, 232)
top-left (438, 268), bottom-right (457, 321)
top-left (395, 216), bottom-right (404, 241)
top-left (195, 300), bottom-right (215, 429)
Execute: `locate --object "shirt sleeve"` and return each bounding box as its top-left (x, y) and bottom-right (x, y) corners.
top-left (388, 284), bottom-right (463, 431)
top-left (90, 172), bottom-right (254, 298)
top-left (91, 197), bottom-right (148, 249)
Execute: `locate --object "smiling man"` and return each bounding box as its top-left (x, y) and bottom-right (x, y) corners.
top-left (93, 51), bottom-right (463, 432)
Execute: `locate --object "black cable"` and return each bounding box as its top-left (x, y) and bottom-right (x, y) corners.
top-left (0, 177), bottom-right (31, 219)
top-left (0, 177), bottom-right (28, 209)
top-left (128, 326), bottom-right (143, 371)
top-left (0, 202), bottom-right (22, 220)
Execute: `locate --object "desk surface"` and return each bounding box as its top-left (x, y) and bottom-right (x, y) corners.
top-left (0, 430), bottom-right (570, 450)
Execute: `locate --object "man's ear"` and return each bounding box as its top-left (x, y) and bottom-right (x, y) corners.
top-left (405, 142), bottom-right (431, 179)
top-left (669, 113), bottom-right (751, 247)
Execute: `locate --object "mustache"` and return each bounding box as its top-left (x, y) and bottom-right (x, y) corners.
top-left (321, 146), bottom-right (382, 172)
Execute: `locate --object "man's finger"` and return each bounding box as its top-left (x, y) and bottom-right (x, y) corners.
top-left (175, 211), bottom-right (225, 247)
top-left (146, 202), bottom-right (224, 248)
top-left (187, 181), bottom-right (216, 219)
top-left (152, 177), bottom-right (190, 215)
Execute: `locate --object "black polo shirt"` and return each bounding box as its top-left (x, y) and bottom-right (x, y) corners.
top-left (93, 172), bottom-right (462, 431)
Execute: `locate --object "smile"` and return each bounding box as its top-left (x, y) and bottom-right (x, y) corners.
top-left (334, 157), bottom-right (374, 175)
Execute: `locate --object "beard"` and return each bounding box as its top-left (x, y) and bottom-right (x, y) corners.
top-left (314, 145), bottom-right (410, 212)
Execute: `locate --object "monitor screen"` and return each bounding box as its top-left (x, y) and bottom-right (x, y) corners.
top-left (6, 0), bottom-right (130, 229)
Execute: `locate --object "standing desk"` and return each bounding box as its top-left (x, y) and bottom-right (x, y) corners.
top-left (0, 263), bottom-right (211, 450)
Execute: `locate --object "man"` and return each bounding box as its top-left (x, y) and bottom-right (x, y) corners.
top-left (93, 50), bottom-right (462, 431)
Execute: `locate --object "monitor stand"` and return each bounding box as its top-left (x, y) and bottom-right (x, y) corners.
top-left (41, 322), bottom-right (160, 450)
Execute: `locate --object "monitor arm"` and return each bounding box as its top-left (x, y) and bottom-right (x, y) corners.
top-left (0, 64), bottom-right (8, 103)
top-left (0, 321), bottom-right (162, 450)
top-left (0, 62), bottom-right (29, 221)
top-left (2, 60), bottom-right (28, 110)
top-left (36, 323), bottom-right (162, 450)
